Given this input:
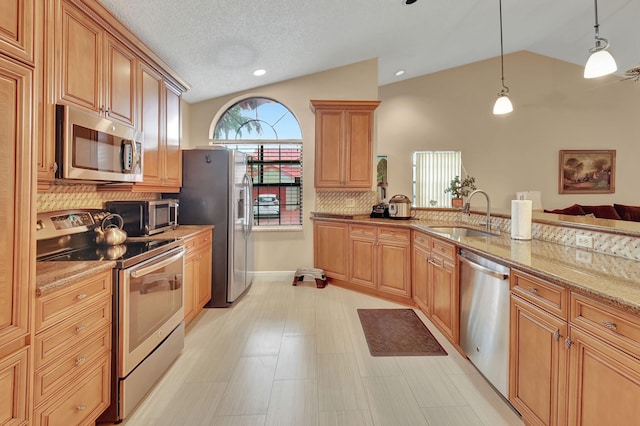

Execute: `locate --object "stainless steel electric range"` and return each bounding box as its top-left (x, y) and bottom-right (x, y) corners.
top-left (36, 209), bottom-right (186, 423)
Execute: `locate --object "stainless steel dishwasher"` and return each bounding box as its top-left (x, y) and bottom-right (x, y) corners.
top-left (459, 249), bottom-right (511, 398)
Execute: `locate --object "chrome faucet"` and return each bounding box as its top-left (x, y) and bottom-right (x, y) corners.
top-left (462, 189), bottom-right (491, 232)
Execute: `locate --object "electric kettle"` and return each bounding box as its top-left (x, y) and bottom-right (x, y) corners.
top-left (94, 213), bottom-right (128, 246)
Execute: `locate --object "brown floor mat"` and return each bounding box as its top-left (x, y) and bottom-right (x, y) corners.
top-left (357, 309), bottom-right (447, 356)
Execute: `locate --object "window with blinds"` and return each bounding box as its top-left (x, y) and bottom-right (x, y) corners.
top-left (413, 151), bottom-right (462, 207)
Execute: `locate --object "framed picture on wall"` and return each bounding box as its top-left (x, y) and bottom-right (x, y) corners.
top-left (559, 150), bottom-right (616, 194)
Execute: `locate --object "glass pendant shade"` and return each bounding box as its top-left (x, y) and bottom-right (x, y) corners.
top-left (584, 49), bottom-right (617, 78)
top-left (493, 94), bottom-right (513, 115)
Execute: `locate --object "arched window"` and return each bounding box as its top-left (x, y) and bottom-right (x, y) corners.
top-left (212, 97), bottom-right (303, 227)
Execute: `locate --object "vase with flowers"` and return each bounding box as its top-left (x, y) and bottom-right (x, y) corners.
top-left (444, 175), bottom-right (477, 208)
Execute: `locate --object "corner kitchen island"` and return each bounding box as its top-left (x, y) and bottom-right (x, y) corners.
top-left (312, 213), bottom-right (640, 426)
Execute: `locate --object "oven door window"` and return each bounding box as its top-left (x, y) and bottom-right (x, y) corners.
top-left (121, 249), bottom-right (184, 376)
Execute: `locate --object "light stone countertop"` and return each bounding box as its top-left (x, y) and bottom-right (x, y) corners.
top-left (36, 261), bottom-right (117, 297)
top-left (312, 214), bottom-right (640, 315)
top-left (36, 225), bottom-right (214, 296)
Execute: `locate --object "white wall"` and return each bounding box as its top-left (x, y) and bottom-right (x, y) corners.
top-left (378, 51), bottom-right (640, 211)
top-left (184, 59), bottom-right (379, 272)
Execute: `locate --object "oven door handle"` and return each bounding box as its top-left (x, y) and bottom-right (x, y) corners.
top-left (131, 248), bottom-right (186, 278)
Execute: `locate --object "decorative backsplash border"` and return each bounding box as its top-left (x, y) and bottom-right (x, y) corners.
top-left (315, 192), bottom-right (640, 261)
top-left (37, 184), bottom-right (158, 213)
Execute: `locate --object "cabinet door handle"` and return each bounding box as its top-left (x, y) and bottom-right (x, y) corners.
top-left (565, 337), bottom-right (573, 350)
top-left (553, 329), bottom-right (560, 341)
top-left (602, 320), bottom-right (617, 331)
top-left (77, 405), bottom-right (87, 411)
top-left (75, 324), bottom-right (87, 333)
top-left (75, 356), bottom-right (86, 366)
top-left (76, 294), bottom-right (87, 300)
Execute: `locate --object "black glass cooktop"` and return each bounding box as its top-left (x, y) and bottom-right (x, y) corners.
top-left (40, 239), bottom-right (178, 262)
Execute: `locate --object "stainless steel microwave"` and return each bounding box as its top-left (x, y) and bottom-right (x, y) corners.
top-left (105, 199), bottom-right (179, 236)
top-left (55, 104), bottom-right (143, 183)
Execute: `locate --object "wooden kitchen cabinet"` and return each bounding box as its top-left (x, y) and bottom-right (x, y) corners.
top-left (509, 270), bottom-right (569, 426)
top-left (566, 291), bottom-right (640, 425)
top-left (54, 0), bottom-right (136, 126)
top-left (411, 231), bottom-right (458, 344)
top-left (0, 0), bottom-right (35, 65)
top-left (314, 221), bottom-right (349, 281)
top-left (0, 52), bottom-right (35, 426)
top-left (137, 63), bottom-right (163, 187)
top-left (349, 224), bottom-right (377, 290)
top-left (346, 224), bottom-right (411, 303)
top-left (510, 294), bottom-right (568, 426)
top-left (310, 100), bottom-right (380, 190)
top-left (40, 0), bottom-right (188, 189)
top-left (376, 226), bottom-right (411, 301)
top-left (567, 325), bottom-right (640, 426)
top-left (33, 268), bottom-right (112, 425)
top-left (183, 229), bottom-right (213, 326)
top-left (412, 231), bottom-right (431, 315)
top-left (428, 238), bottom-right (458, 343)
top-left (0, 346), bottom-right (30, 425)
top-left (163, 81), bottom-right (182, 189)
top-left (105, 63), bottom-right (182, 192)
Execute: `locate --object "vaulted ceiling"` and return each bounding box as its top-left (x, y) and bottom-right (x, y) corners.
top-left (99, 0), bottom-right (640, 104)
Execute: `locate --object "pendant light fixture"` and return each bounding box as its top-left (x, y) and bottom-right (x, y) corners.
top-left (493, 0), bottom-right (512, 115)
top-left (584, 0), bottom-right (617, 79)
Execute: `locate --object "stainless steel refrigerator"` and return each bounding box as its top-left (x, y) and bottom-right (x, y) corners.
top-left (177, 146), bottom-right (254, 307)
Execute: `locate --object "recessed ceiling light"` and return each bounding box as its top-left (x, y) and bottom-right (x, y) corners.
top-left (394, 70), bottom-right (405, 76)
top-left (253, 69), bottom-right (266, 76)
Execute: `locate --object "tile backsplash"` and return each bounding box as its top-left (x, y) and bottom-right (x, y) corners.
top-left (316, 191), bottom-right (640, 261)
top-left (37, 184), bottom-right (158, 212)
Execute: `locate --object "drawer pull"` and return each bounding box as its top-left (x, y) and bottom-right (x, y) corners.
top-left (75, 325), bottom-right (87, 333)
top-left (76, 294), bottom-right (88, 300)
top-left (602, 320), bottom-right (617, 331)
top-left (75, 356), bottom-right (86, 366)
top-left (77, 405), bottom-right (87, 411)
top-left (428, 258), bottom-right (445, 268)
top-left (528, 287), bottom-right (538, 294)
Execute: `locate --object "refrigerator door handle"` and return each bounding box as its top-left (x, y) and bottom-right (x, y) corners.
top-left (244, 174), bottom-right (253, 236)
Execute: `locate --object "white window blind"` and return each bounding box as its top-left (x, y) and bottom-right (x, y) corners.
top-left (413, 151), bottom-right (462, 207)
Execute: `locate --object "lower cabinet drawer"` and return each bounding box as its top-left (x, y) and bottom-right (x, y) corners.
top-left (36, 269), bottom-right (112, 331)
top-left (34, 326), bottom-right (110, 406)
top-left (33, 353), bottom-right (111, 426)
top-left (571, 292), bottom-right (640, 357)
top-left (431, 238), bottom-right (455, 260)
top-left (34, 297), bottom-right (111, 369)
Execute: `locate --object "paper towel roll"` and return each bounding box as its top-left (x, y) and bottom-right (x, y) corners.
top-left (511, 200), bottom-right (532, 240)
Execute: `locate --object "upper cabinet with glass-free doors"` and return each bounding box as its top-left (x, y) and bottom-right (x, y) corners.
top-left (311, 100), bottom-right (380, 190)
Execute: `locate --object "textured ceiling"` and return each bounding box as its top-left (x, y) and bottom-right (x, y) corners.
top-left (98, 0), bottom-right (639, 104)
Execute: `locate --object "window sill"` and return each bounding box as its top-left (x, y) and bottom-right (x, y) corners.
top-left (252, 225), bottom-right (303, 232)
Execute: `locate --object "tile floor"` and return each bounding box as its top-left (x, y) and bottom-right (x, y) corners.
top-left (122, 280), bottom-right (523, 426)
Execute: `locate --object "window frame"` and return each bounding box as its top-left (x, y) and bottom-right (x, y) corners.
top-left (211, 97), bottom-right (303, 230)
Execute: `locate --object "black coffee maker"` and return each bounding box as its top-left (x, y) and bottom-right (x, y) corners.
top-left (370, 202), bottom-right (389, 218)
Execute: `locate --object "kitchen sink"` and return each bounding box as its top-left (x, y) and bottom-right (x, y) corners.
top-left (428, 226), bottom-right (496, 238)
